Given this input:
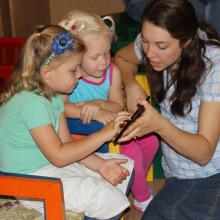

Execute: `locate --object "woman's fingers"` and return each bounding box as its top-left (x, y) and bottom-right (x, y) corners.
top-left (118, 126), bottom-right (140, 142)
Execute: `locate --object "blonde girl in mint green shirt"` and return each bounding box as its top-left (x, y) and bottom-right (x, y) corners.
top-left (0, 25), bottom-right (134, 219)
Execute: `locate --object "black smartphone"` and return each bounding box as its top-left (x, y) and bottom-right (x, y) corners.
top-left (113, 97), bottom-right (150, 145)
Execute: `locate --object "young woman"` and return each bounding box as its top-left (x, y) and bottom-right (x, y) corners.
top-left (115, 0), bottom-right (220, 219)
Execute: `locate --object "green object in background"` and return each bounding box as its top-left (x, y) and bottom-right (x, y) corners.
top-left (111, 13), bottom-right (141, 55)
top-left (154, 144), bottom-right (164, 178)
top-left (152, 102), bottom-right (164, 178)
top-left (151, 101), bottom-right (164, 178)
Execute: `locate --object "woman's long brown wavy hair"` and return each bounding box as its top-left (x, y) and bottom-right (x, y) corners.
top-left (142, 0), bottom-right (220, 116)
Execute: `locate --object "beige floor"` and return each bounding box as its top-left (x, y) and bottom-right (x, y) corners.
top-left (123, 179), bottom-right (165, 220)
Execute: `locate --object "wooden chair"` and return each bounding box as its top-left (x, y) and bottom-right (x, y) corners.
top-left (0, 172), bottom-right (65, 220)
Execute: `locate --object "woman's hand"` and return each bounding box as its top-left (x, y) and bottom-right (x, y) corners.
top-left (118, 99), bottom-right (162, 142)
top-left (98, 158), bottom-right (130, 185)
top-left (125, 82), bottom-right (147, 113)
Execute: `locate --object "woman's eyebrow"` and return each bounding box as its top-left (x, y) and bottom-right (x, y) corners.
top-left (141, 33), bottom-right (169, 44)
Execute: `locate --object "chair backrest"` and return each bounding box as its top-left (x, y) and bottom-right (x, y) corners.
top-left (0, 172), bottom-right (65, 220)
top-left (0, 38), bottom-right (25, 66)
top-left (0, 37), bottom-right (25, 92)
top-left (0, 66), bottom-right (14, 92)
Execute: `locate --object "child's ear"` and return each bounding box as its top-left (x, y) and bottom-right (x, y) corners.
top-left (41, 67), bottom-right (53, 80)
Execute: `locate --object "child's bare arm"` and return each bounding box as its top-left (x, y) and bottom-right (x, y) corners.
top-left (62, 94), bottom-right (102, 123)
top-left (93, 109), bottom-right (115, 125)
top-left (62, 94), bottom-right (83, 118)
top-left (79, 154), bottom-right (129, 185)
top-left (62, 64), bottom-right (125, 124)
top-left (30, 111), bottom-right (130, 167)
top-left (64, 102), bottom-right (82, 118)
top-left (58, 112), bottom-right (129, 185)
top-left (107, 64), bottom-right (124, 111)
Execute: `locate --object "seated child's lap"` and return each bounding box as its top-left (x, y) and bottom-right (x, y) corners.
top-left (20, 153), bottom-right (134, 219)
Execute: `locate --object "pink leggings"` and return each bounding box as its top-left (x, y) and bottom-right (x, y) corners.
top-left (120, 134), bottom-right (159, 202)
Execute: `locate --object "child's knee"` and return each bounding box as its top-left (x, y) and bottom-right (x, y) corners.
top-left (86, 183), bottom-right (129, 219)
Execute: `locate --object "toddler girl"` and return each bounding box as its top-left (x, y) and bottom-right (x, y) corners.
top-left (59, 10), bottom-right (124, 153)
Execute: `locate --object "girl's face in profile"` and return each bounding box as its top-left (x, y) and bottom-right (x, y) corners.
top-left (141, 21), bottom-right (184, 72)
top-left (45, 52), bottom-right (83, 94)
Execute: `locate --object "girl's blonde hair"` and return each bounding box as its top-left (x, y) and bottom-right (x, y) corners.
top-left (0, 25), bottom-right (85, 104)
top-left (59, 10), bottom-right (115, 42)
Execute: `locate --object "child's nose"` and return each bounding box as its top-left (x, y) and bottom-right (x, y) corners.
top-left (100, 56), bottom-right (108, 68)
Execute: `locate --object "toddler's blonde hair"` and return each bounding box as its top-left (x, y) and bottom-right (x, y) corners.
top-left (59, 10), bottom-right (116, 42)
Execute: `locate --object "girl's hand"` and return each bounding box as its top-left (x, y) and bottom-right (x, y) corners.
top-left (118, 99), bottom-right (162, 142)
top-left (80, 102), bottom-right (101, 124)
top-left (101, 111), bottom-right (130, 141)
top-left (94, 110), bottom-right (116, 125)
top-left (98, 158), bottom-right (130, 185)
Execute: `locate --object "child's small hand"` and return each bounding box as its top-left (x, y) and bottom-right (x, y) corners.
top-left (94, 110), bottom-right (116, 125)
top-left (98, 158), bottom-right (130, 185)
top-left (101, 111), bottom-right (130, 141)
top-left (80, 103), bottom-right (101, 124)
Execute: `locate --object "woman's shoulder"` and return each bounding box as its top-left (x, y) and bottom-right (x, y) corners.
top-left (134, 33), bottom-right (145, 61)
top-left (205, 44), bottom-right (220, 60)
top-left (201, 45), bottom-right (220, 88)
top-left (134, 33), bottom-right (142, 50)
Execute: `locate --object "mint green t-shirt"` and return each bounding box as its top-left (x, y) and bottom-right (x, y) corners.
top-left (0, 91), bottom-right (64, 174)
